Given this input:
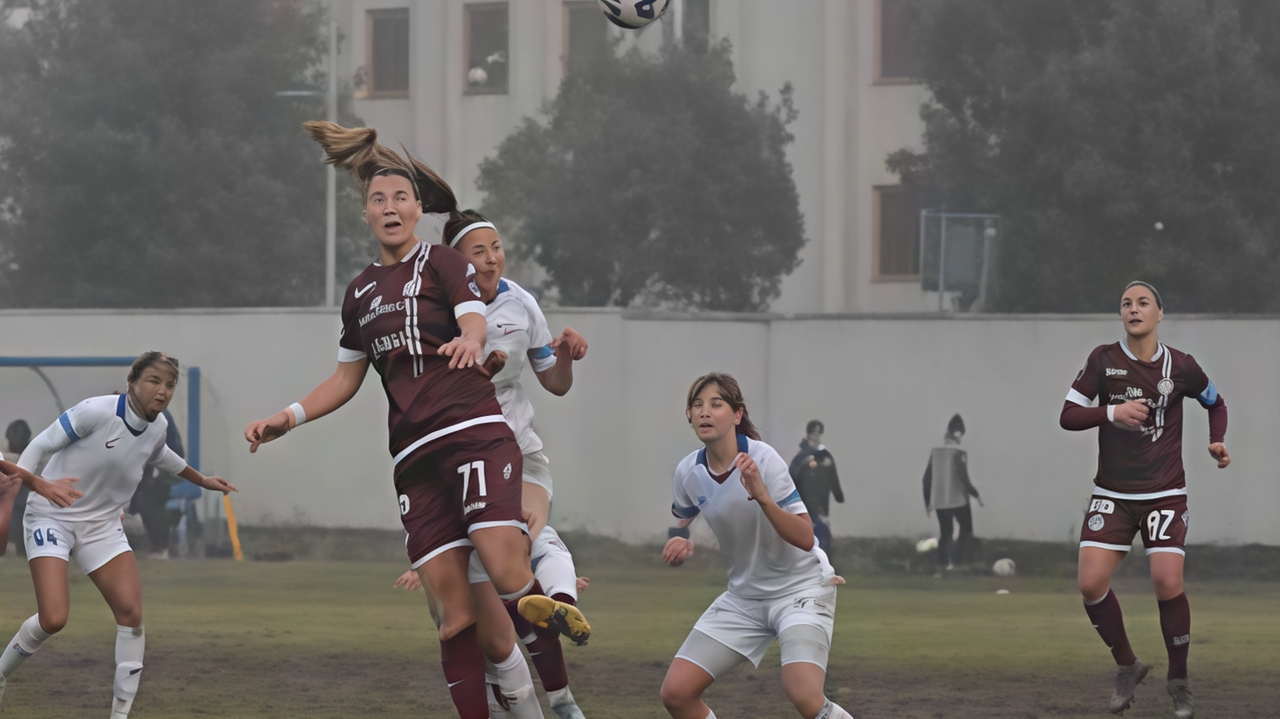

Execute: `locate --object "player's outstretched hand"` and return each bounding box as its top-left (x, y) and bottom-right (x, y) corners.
top-left (438, 336), bottom-right (484, 369)
top-left (202, 476), bottom-right (238, 495)
top-left (245, 413), bottom-right (291, 453)
top-left (736, 452), bottom-right (767, 503)
top-left (830, 575), bottom-right (847, 586)
top-left (576, 576), bottom-right (590, 594)
top-left (663, 536), bottom-right (693, 566)
top-left (1111, 400), bottom-right (1149, 430)
top-left (551, 327), bottom-right (588, 361)
top-left (481, 350), bottom-right (508, 377)
top-left (37, 477), bottom-right (82, 508)
top-left (1208, 442), bottom-right (1231, 469)
top-left (394, 569), bottom-right (422, 592)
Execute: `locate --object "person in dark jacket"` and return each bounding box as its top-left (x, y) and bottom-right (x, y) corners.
top-left (923, 414), bottom-right (983, 570)
top-left (788, 420), bottom-right (845, 563)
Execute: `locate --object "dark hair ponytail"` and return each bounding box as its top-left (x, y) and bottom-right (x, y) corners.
top-left (685, 372), bottom-right (761, 441)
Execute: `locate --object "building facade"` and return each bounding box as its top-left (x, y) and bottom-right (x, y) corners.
top-left (334, 0), bottom-right (940, 313)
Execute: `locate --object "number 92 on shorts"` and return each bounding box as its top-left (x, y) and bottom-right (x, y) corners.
top-left (1079, 492), bottom-right (1189, 556)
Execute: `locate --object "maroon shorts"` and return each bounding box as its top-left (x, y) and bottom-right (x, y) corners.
top-left (395, 429), bottom-right (525, 569)
top-left (1079, 491), bottom-right (1189, 556)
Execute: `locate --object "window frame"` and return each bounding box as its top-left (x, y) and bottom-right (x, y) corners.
top-left (364, 7), bottom-right (411, 99)
top-left (874, 0), bottom-right (917, 85)
top-left (872, 185), bottom-right (922, 281)
top-left (464, 2), bottom-right (510, 96)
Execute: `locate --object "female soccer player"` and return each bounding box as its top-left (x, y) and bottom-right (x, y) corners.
top-left (1061, 281), bottom-right (1229, 719)
top-left (244, 121), bottom-right (587, 719)
top-left (0, 352), bottom-right (236, 717)
top-left (659, 373), bottom-right (852, 719)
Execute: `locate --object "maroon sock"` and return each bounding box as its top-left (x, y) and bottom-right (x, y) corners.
top-left (524, 625), bottom-right (570, 692)
top-left (552, 592), bottom-right (575, 606)
top-left (439, 623), bottom-right (488, 719)
top-left (1158, 593), bottom-right (1191, 680)
top-left (1084, 589), bottom-right (1137, 666)
top-left (502, 579), bottom-right (544, 640)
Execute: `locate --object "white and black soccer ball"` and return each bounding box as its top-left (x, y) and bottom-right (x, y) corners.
top-left (992, 558), bottom-right (1016, 577)
top-left (915, 537), bottom-right (938, 554)
top-left (598, 0), bottom-right (671, 29)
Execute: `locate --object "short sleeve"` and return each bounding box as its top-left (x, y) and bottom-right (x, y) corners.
top-left (149, 443), bottom-right (188, 476)
top-left (338, 280), bottom-right (369, 363)
top-left (671, 464), bottom-right (700, 520)
top-left (428, 245), bottom-right (486, 320)
top-left (60, 397), bottom-right (109, 443)
top-left (1178, 353), bottom-right (1214, 405)
top-left (762, 447), bottom-right (808, 515)
top-left (1066, 346), bottom-right (1105, 407)
top-left (524, 297), bottom-right (556, 373)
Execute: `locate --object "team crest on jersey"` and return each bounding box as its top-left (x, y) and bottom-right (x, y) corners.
top-left (503, 463), bottom-right (512, 480)
top-left (1181, 510), bottom-right (1190, 530)
top-left (469, 279), bottom-right (482, 298)
top-left (1158, 378), bottom-right (1174, 396)
top-left (1087, 514), bottom-right (1106, 532)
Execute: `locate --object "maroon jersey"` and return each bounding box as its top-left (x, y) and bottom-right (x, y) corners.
top-left (338, 241), bottom-right (507, 481)
top-left (1064, 341), bottom-right (1225, 494)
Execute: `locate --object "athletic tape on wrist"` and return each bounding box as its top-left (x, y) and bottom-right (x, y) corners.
top-left (288, 402), bottom-right (307, 427)
top-left (1106, 405), bottom-right (1116, 423)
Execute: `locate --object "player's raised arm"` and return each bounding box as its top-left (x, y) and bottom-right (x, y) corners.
top-left (244, 357), bottom-right (369, 453)
top-left (536, 327), bottom-right (587, 396)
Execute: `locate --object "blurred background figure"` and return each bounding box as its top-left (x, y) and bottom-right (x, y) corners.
top-left (165, 469), bottom-right (201, 559)
top-left (788, 420), bottom-right (844, 567)
top-left (923, 414), bottom-right (983, 572)
top-left (128, 408), bottom-right (185, 560)
top-left (1, 420), bottom-right (33, 555)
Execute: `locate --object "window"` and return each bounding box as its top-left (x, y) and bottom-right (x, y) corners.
top-left (683, 0), bottom-right (710, 50)
top-left (466, 3), bottom-right (509, 94)
top-left (366, 8), bottom-right (410, 97)
top-left (877, 0), bottom-right (918, 82)
top-left (564, 2), bottom-right (608, 73)
top-left (874, 185), bottom-right (923, 278)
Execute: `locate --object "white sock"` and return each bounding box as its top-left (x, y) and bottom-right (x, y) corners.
top-left (492, 645), bottom-right (542, 718)
top-left (111, 625), bottom-right (145, 718)
top-left (486, 667), bottom-right (511, 718)
top-left (547, 685), bottom-right (577, 708)
top-left (816, 698), bottom-right (855, 719)
top-left (533, 541), bottom-right (579, 603)
top-left (0, 615), bottom-right (52, 678)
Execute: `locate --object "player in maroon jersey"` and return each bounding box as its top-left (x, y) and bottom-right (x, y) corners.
top-left (1060, 281), bottom-right (1228, 718)
top-left (243, 122), bottom-right (588, 719)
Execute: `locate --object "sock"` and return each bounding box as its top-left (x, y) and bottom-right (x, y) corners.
top-left (1083, 589), bottom-right (1137, 666)
top-left (547, 685), bottom-right (578, 709)
top-left (501, 579), bottom-right (543, 640)
top-left (485, 667), bottom-right (511, 717)
top-left (0, 615), bottom-right (52, 679)
top-left (816, 697), bottom-right (855, 719)
top-left (1158, 593), bottom-right (1191, 680)
top-left (111, 624), bottom-right (145, 718)
top-left (524, 624), bottom-right (569, 692)
top-left (439, 624), bottom-right (488, 719)
top-left (491, 645), bottom-right (540, 718)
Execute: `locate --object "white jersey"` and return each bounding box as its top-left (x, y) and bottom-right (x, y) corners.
top-left (484, 279), bottom-right (556, 455)
top-left (19, 395), bottom-right (187, 524)
top-left (672, 434), bottom-right (834, 600)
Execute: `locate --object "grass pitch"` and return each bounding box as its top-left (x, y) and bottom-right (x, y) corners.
top-left (1, 545), bottom-right (1277, 718)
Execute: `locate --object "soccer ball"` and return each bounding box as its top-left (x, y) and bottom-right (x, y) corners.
top-left (992, 558), bottom-right (1016, 577)
top-left (598, 0), bottom-right (671, 29)
top-left (915, 537), bottom-right (938, 554)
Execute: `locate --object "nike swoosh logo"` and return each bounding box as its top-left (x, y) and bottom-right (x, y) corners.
top-left (447, 679), bottom-right (465, 688)
top-left (354, 282), bottom-right (376, 298)
top-left (105, 437), bottom-right (122, 449)
top-left (503, 327), bottom-right (521, 335)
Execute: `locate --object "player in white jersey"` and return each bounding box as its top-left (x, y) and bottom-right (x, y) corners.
top-left (660, 373), bottom-right (853, 719)
top-left (0, 353), bottom-right (236, 717)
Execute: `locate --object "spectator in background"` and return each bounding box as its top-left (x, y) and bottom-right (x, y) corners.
top-left (923, 414), bottom-right (983, 571)
top-left (128, 408), bottom-right (184, 560)
top-left (166, 467), bottom-right (201, 558)
top-left (788, 420), bottom-right (844, 565)
top-left (2, 420), bottom-right (33, 556)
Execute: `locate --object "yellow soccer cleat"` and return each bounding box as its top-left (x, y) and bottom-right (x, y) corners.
top-left (517, 595), bottom-right (591, 647)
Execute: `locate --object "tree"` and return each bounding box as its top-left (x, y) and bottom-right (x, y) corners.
top-left (889, 0), bottom-right (1280, 313)
top-left (477, 39), bottom-right (805, 311)
top-left (0, 0), bottom-right (366, 308)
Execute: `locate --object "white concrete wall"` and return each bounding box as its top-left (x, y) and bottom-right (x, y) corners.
top-left (2, 310), bottom-right (1275, 545)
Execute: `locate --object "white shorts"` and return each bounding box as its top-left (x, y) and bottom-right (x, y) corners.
top-left (681, 583), bottom-right (837, 668)
top-left (24, 512), bottom-right (133, 575)
top-left (523, 451), bottom-right (552, 498)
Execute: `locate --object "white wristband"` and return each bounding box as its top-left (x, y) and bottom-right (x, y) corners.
top-left (1106, 405), bottom-right (1116, 423)
top-left (288, 402), bottom-right (307, 427)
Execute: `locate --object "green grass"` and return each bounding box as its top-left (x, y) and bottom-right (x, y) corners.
top-left (1, 548), bottom-right (1277, 717)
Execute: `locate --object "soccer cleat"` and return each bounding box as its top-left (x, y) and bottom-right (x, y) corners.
top-left (517, 595), bottom-right (591, 647)
top-left (1109, 658), bottom-right (1149, 714)
top-left (1167, 679), bottom-right (1194, 719)
top-left (548, 686), bottom-right (587, 719)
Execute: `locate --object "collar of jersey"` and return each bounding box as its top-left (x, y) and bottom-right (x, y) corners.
top-left (1119, 337), bottom-right (1166, 363)
top-left (371, 241), bottom-right (423, 267)
top-left (696, 432), bottom-right (750, 469)
top-left (115, 395), bottom-right (147, 437)
top-left (497, 279), bottom-right (510, 295)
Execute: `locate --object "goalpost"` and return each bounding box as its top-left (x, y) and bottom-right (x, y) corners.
top-left (0, 356), bottom-right (242, 560)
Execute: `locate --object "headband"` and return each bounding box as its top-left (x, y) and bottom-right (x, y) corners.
top-left (449, 221), bottom-right (497, 247)
top-left (1124, 280), bottom-right (1162, 310)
